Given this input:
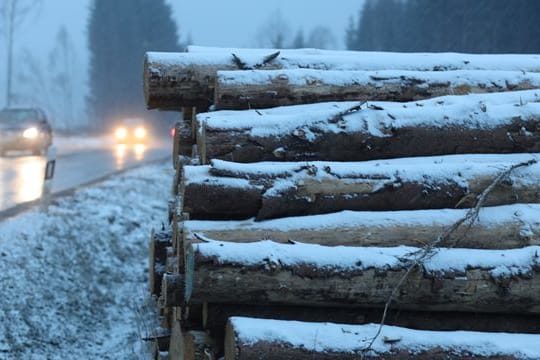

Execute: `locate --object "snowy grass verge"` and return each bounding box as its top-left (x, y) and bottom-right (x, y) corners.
top-left (0, 161), bottom-right (173, 359)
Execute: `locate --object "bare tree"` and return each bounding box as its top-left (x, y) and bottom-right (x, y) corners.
top-left (16, 48), bottom-right (51, 110)
top-left (306, 26), bottom-right (337, 49)
top-left (49, 26), bottom-right (77, 130)
top-left (1, 0), bottom-right (42, 107)
top-left (292, 29), bottom-right (306, 49)
top-left (255, 9), bottom-right (291, 48)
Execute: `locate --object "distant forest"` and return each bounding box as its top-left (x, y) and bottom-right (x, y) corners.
top-left (346, 0), bottom-right (540, 53)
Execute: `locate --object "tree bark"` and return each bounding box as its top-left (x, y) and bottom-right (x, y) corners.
top-left (225, 318), bottom-right (540, 360)
top-left (182, 241), bottom-right (540, 314)
top-left (181, 156), bottom-right (540, 221)
top-left (144, 51), bottom-right (540, 110)
top-left (198, 98), bottom-right (540, 164)
top-left (214, 69), bottom-right (540, 110)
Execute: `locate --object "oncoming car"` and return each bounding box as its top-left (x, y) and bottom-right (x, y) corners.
top-left (114, 119), bottom-right (149, 144)
top-left (0, 108), bottom-right (53, 156)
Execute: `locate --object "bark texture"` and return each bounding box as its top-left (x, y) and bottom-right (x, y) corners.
top-left (214, 69), bottom-right (540, 110)
top-left (182, 243), bottom-right (540, 314)
top-left (181, 158), bottom-right (540, 221)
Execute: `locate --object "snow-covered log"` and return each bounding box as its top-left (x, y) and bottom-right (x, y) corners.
top-left (149, 228), bottom-right (172, 296)
top-left (181, 165), bottom-right (263, 220)
top-left (183, 240), bottom-right (540, 313)
top-left (172, 121), bottom-right (194, 163)
top-left (144, 50), bottom-right (540, 110)
top-left (167, 323), bottom-right (219, 360)
top-left (180, 204), bottom-right (540, 251)
top-left (161, 273), bottom-right (183, 308)
top-left (183, 331), bottom-right (219, 360)
top-left (181, 155), bottom-right (540, 221)
top-left (225, 318), bottom-right (540, 360)
top-left (168, 320), bottom-right (184, 360)
top-left (214, 69), bottom-right (540, 110)
top-left (197, 91), bottom-right (540, 163)
top-left (202, 304), bottom-right (540, 342)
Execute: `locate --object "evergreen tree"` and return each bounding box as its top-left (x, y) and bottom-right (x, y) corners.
top-left (87, 0), bottom-right (180, 129)
top-left (346, 0), bottom-right (540, 54)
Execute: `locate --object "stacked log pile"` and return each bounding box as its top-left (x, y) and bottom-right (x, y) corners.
top-left (145, 46), bottom-right (540, 360)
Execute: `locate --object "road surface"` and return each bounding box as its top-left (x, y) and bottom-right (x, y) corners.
top-left (0, 137), bottom-right (171, 215)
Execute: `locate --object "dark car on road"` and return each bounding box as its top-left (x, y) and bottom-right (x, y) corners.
top-left (0, 108), bottom-right (53, 156)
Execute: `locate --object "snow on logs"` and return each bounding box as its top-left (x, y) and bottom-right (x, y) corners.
top-left (202, 304), bottom-right (540, 342)
top-left (180, 204), bottom-right (540, 250)
top-left (174, 240), bottom-right (540, 314)
top-left (224, 318), bottom-right (540, 360)
top-left (144, 50), bottom-right (540, 110)
top-left (196, 91), bottom-right (540, 164)
top-left (181, 155), bottom-right (540, 221)
top-left (214, 69), bottom-right (540, 110)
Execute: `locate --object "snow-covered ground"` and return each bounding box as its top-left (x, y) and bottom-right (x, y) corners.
top-left (0, 161), bottom-right (173, 359)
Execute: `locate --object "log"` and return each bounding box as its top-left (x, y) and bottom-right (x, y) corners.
top-left (181, 155), bottom-right (540, 221)
top-left (149, 228), bottom-right (172, 296)
top-left (174, 121), bottom-right (194, 163)
top-left (182, 204), bottom-right (540, 250)
top-left (224, 317), bottom-right (540, 360)
top-left (203, 303), bottom-right (540, 342)
top-left (168, 320), bottom-right (184, 360)
top-left (144, 52), bottom-right (277, 110)
top-left (144, 51), bottom-right (540, 110)
top-left (197, 91), bottom-right (540, 163)
top-left (162, 273), bottom-right (184, 308)
top-left (184, 331), bottom-right (218, 360)
top-left (181, 165), bottom-right (262, 220)
top-left (214, 69), bottom-right (540, 110)
top-left (181, 240), bottom-right (540, 313)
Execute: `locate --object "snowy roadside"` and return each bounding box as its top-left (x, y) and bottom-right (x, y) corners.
top-left (0, 161), bottom-right (173, 359)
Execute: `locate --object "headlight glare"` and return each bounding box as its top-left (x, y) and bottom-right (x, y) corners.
top-left (134, 127), bottom-right (147, 139)
top-left (115, 127), bottom-right (128, 139)
top-left (23, 127), bottom-right (39, 139)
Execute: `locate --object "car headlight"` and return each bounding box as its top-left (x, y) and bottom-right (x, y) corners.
top-left (23, 127), bottom-right (39, 139)
top-left (115, 127), bottom-right (128, 140)
top-left (134, 127), bottom-right (147, 139)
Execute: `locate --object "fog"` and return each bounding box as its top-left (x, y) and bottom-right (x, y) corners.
top-left (0, 0), bottom-right (363, 126)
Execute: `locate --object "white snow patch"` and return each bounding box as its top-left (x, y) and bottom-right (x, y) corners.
top-left (199, 89), bottom-right (540, 140)
top-left (218, 69), bottom-right (540, 88)
top-left (231, 318), bottom-right (540, 359)
top-left (184, 203), bottom-right (540, 234)
top-left (208, 153), bottom-right (540, 195)
top-left (148, 50), bottom-right (540, 72)
top-left (195, 240), bottom-right (540, 278)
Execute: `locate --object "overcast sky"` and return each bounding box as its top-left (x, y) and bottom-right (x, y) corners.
top-left (0, 0), bottom-right (364, 112)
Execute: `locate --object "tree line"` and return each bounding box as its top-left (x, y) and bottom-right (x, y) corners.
top-left (88, 0), bottom-right (181, 130)
top-left (346, 0), bottom-right (540, 53)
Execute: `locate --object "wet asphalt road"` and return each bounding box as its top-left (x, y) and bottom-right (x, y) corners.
top-left (0, 139), bottom-right (171, 215)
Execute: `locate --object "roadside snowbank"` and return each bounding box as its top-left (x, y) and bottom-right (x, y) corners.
top-left (0, 161), bottom-right (173, 359)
